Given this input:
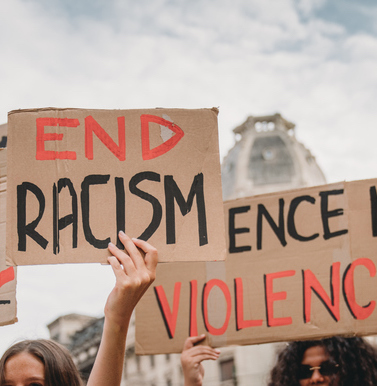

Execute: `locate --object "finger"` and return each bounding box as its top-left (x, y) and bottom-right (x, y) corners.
top-left (187, 346), bottom-right (220, 358)
top-left (183, 335), bottom-right (206, 351)
top-left (108, 242), bottom-right (137, 276)
top-left (118, 231), bottom-right (153, 273)
top-left (192, 353), bottom-right (220, 363)
top-left (107, 254), bottom-right (127, 282)
top-left (118, 231), bottom-right (142, 261)
top-left (132, 237), bottom-right (158, 272)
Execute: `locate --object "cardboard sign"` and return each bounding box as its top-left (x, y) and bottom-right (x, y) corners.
top-left (136, 179), bottom-right (377, 354)
top-left (0, 149), bottom-right (17, 325)
top-left (6, 108), bottom-right (226, 265)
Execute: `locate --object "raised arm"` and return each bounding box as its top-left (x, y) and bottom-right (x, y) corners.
top-left (87, 231), bottom-right (158, 386)
top-left (181, 335), bottom-right (220, 386)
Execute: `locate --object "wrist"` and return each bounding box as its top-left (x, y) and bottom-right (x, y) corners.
top-left (184, 376), bottom-right (203, 386)
top-left (103, 312), bottom-right (131, 335)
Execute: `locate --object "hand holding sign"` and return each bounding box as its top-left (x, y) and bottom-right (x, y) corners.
top-left (0, 233), bottom-right (157, 386)
top-left (105, 232), bottom-right (158, 327)
top-left (87, 232), bottom-right (158, 386)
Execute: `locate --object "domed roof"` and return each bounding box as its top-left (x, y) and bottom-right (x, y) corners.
top-left (221, 113), bottom-right (326, 200)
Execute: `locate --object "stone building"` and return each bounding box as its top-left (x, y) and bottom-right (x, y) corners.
top-left (47, 314), bottom-right (104, 383)
top-left (221, 113), bottom-right (326, 200)
top-left (0, 113), bottom-right (327, 385)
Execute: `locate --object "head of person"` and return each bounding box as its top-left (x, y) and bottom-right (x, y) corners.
top-left (0, 339), bottom-right (82, 386)
top-left (268, 336), bottom-right (377, 386)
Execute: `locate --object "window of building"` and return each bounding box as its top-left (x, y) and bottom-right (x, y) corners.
top-left (220, 358), bottom-right (235, 382)
top-left (123, 358), bottom-right (127, 379)
top-left (136, 355), bottom-right (141, 372)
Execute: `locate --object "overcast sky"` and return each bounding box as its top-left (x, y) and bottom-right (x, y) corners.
top-left (1, 0), bottom-right (377, 355)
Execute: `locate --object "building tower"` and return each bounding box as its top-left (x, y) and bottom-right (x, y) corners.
top-left (221, 113), bottom-right (326, 200)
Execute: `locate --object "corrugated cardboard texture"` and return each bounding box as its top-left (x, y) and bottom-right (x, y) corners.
top-left (0, 148), bottom-right (17, 326)
top-left (136, 179), bottom-right (377, 354)
top-left (6, 108), bottom-right (226, 265)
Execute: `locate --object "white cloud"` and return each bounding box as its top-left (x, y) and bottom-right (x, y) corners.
top-left (295, 0), bottom-right (327, 17)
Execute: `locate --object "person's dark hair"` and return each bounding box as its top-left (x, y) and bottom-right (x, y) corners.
top-left (0, 339), bottom-right (83, 386)
top-left (268, 336), bottom-right (377, 386)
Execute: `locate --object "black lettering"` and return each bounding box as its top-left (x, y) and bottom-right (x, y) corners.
top-left (370, 187), bottom-right (377, 237)
top-left (342, 263), bottom-right (357, 319)
top-left (115, 177), bottom-right (125, 249)
top-left (201, 282), bottom-right (210, 333)
top-left (154, 287), bottom-right (173, 339)
top-left (53, 178), bottom-right (78, 254)
top-left (228, 206), bottom-right (252, 253)
top-left (303, 266), bottom-right (339, 323)
top-left (129, 172), bottom-right (162, 241)
top-left (17, 182), bottom-right (48, 251)
top-left (165, 173), bottom-right (208, 246)
top-left (81, 175), bottom-right (111, 249)
top-left (257, 199), bottom-right (286, 250)
top-left (320, 189), bottom-right (348, 240)
top-left (287, 195), bottom-right (319, 242)
top-left (263, 274), bottom-right (271, 328)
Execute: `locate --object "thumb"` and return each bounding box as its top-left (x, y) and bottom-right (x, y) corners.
top-left (183, 334), bottom-right (206, 351)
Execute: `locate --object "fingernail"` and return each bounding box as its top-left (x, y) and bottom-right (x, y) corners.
top-left (119, 231), bottom-right (126, 237)
top-left (108, 242), bottom-right (115, 247)
top-left (215, 349), bottom-right (220, 354)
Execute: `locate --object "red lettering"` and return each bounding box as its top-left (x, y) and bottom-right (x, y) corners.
top-left (303, 262), bottom-right (340, 323)
top-left (264, 270), bottom-right (295, 327)
top-left (85, 116), bottom-right (125, 161)
top-left (189, 280), bottom-right (198, 336)
top-left (36, 118), bottom-right (79, 160)
top-left (0, 267), bottom-right (15, 288)
top-left (202, 279), bottom-right (231, 336)
top-left (343, 258), bottom-right (376, 320)
top-left (141, 115), bottom-right (184, 160)
top-left (235, 277), bottom-right (263, 330)
top-left (154, 282), bottom-right (181, 339)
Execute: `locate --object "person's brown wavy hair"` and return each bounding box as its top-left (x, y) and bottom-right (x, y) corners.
top-left (268, 336), bottom-right (377, 386)
top-left (0, 339), bottom-right (82, 386)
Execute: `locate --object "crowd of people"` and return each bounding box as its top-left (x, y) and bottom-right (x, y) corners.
top-left (1, 234), bottom-right (377, 385)
top-left (268, 337), bottom-right (377, 385)
top-left (180, 334), bottom-right (377, 385)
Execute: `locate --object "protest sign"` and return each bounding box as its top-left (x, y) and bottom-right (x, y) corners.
top-left (136, 178), bottom-right (377, 354)
top-left (6, 108), bottom-right (226, 265)
top-left (0, 149), bottom-right (17, 325)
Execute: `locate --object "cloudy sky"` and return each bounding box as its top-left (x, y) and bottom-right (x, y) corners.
top-left (1, 0), bottom-right (377, 355)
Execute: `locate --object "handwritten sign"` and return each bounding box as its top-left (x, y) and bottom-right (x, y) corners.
top-left (136, 179), bottom-right (377, 354)
top-left (0, 149), bottom-right (17, 325)
top-left (6, 108), bottom-right (226, 265)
